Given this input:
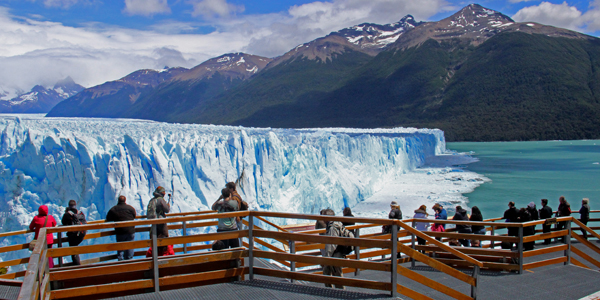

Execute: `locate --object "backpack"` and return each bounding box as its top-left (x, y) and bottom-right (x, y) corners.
top-left (147, 197), bottom-right (164, 219)
top-left (68, 211), bottom-right (87, 237)
top-left (327, 222), bottom-right (355, 255)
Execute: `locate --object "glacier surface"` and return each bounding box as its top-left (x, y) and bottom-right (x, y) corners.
top-left (0, 114), bottom-right (487, 262)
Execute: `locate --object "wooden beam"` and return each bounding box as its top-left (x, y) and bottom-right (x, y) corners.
top-left (49, 260), bottom-right (153, 281)
top-left (253, 229), bottom-right (390, 249)
top-left (414, 245), bottom-right (518, 258)
top-left (254, 250), bottom-right (391, 272)
top-left (0, 243), bottom-right (29, 255)
top-left (158, 250), bottom-right (248, 269)
top-left (47, 240), bottom-right (151, 257)
top-left (398, 244), bottom-right (476, 286)
top-left (396, 222), bottom-right (484, 268)
top-left (157, 230), bottom-right (248, 247)
top-left (434, 258), bottom-right (519, 271)
top-left (0, 257), bottom-right (29, 268)
top-left (252, 211), bottom-right (395, 225)
top-left (396, 284), bottom-right (436, 300)
top-left (571, 257), bottom-right (591, 269)
top-left (522, 244), bottom-right (568, 258)
top-left (0, 278), bottom-right (22, 287)
top-left (425, 231), bottom-right (518, 242)
top-left (572, 232), bottom-right (600, 256)
top-left (0, 271), bottom-right (26, 279)
top-left (522, 230), bottom-right (568, 243)
top-left (159, 267), bottom-right (246, 286)
top-left (50, 279), bottom-right (154, 299)
top-left (523, 257), bottom-right (567, 270)
top-left (571, 246), bottom-right (600, 269)
top-left (253, 267), bottom-right (391, 291)
top-left (397, 264), bottom-right (472, 300)
top-left (572, 219), bottom-right (600, 241)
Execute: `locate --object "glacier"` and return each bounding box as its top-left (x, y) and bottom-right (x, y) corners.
top-left (0, 114), bottom-right (487, 263)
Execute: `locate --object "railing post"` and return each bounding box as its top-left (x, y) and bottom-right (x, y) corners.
top-left (354, 228), bottom-right (361, 276)
top-left (565, 219), bottom-right (572, 265)
top-left (151, 224), bottom-right (160, 293)
top-left (518, 226), bottom-right (523, 274)
top-left (57, 231), bottom-right (63, 267)
top-left (471, 265), bottom-right (479, 299)
top-left (182, 221), bottom-right (187, 254)
top-left (411, 220), bottom-right (416, 268)
top-left (391, 224), bottom-right (398, 298)
top-left (490, 225), bottom-right (495, 249)
top-left (289, 240), bottom-right (296, 283)
top-left (248, 215), bottom-right (255, 280)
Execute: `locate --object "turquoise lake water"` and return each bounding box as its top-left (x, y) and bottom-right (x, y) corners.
top-left (447, 140), bottom-right (600, 219)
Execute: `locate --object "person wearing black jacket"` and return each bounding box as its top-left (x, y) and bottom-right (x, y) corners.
top-left (342, 207), bottom-right (356, 235)
top-left (526, 202), bottom-right (539, 238)
top-left (556, 196), bottom-right (571, 243)
top-left (580, 198), bottom-right (591, 240)
top-left (539, 199), bottom-right (553, 245)
top-left (519, 208), bottom-right (535, 250)
top-left (106, 195), bottom-right (137, 260)
top-left (61, 200), bottom-right (86, 265)
top-left (383, 201), bottom-right (402, 234)
top-left (503, 201), bottom-right (519, 249)
top-left (469, 206), bottom-right (484, 247)
top-left (453, 206), bottom-right (471, 247)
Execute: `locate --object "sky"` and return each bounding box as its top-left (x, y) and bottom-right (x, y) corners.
top-left (0, 0), bottom-right (599, 99)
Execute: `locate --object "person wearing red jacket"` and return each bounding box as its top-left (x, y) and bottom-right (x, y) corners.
top-left (29, 205), bottom-right (57, 268)
top-left (145, 245), bottom-right (174, 257)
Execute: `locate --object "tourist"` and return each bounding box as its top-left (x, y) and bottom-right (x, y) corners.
top-left (413, 205), bottom-right (429, 248)
top-left (526, 201), bottom-right (539, 238)
top-left (212, 188), bottom-right (240, 248)
top-left (503, 201), bottom-right (519, 249)
top-left (539, 199), bottom-right (553, 245)
top-left (453, 206), bottom-right (472, 247)
top-left (342, 207), bottom-right (355, 235)
top-left (432, 203), bottom-right (447, 241)
top-left (106, 195), bottom-right (137, 260)
top-left (519, 208), bottom-right (535, 250)
top-left (61, 200), bottom-right (87, 265)
top-left (556, 196), bottom-right (571, 243)
top-left (579, 198), bottom-right (590, 240)
top-left (148, 186), bottom-right (171, 237)
top-left (226, 182), bottom-right (248, 230)
top-left (383, 201), bottom-right (402, 234)
top-left (29, 205), bottom-right (57, 268)
top-left (470, 206), bottom-right (485, 247)
top-left (146, 244), bottom-right (174, 257)
top-left (321, 208), bottom-right (353, 289)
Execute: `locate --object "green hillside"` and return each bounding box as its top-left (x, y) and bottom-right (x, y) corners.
top-left (191, 32), bottom-right (600, 141)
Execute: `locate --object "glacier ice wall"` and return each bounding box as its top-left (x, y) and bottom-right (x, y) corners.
top-left (0, 115), bottom-right (445, 237)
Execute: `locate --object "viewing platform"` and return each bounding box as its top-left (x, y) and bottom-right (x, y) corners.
top-left (1, 210), bottom-right (600, 299)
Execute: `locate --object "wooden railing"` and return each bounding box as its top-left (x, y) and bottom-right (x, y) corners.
top-left (0, 210), bottom-right (598, 300)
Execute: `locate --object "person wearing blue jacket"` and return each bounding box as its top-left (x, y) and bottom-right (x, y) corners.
top-left (433, 203), bottom-right (447, 230)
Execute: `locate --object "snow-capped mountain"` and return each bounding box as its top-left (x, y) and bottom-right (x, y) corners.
top-left (176, 53), bottom-right (272, 81)
top-left (390, 4), bottom-right (591, 49)
top-left (0, 77), bottom-right (84, 113)
top-left (266, 15), bottom-right (422, 68)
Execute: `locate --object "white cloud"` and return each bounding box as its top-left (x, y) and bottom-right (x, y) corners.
top-left (43, 0), bottom-right (80, 9)
top-left (512, 1), bottom-right (600, 32)
top-left (189, 0), bottom-right (244, 19)
top-left (0, 0), bottom-right (451, 97)
top-left (123, 0), bottom-right (171, 17)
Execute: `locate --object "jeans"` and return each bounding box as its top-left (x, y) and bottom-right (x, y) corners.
top-left (458, 228), bottom-right (472, 247)
top-left (116, 233), bottom-right (135, 261)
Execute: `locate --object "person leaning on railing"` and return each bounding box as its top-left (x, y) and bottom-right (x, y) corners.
top-left (29, 205), bottom-right (57, 268)
top-left (61, 200), bottom-right (87, 265)
top-left (556, 196), bottom-right (571, 243)
top-left (211, 188), bottom-right (239, 249)
top-left (413, 205), bottom-right (430, 249)
top-left (106, 195), bottom-right (137, 261)
top-left (453, 206), bottom-right (471, 247)
top-left (539, 199), bottom-right (553, 245)
top-left (503, 201), bottom-right (519, 249)
top-left (518, 207), bottom-right (535, 250)
top-left (320, 208), bottom-right (352, 290)
top-left (469, 206), bottom-right (485, 247)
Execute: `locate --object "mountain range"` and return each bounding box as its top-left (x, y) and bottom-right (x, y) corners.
top-left (0, 77), bottom-right (83, 113)
top-left (46, 4), bottom-right (600, 142)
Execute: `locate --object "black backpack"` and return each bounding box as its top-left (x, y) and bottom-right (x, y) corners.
top-left (68, 211), bottom-right (87, 237)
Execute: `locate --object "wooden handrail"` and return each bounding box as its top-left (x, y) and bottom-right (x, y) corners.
top-left (254, 216), bottom-right (289, 232)
top-left (395, 221), bottom-right (484, 268)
